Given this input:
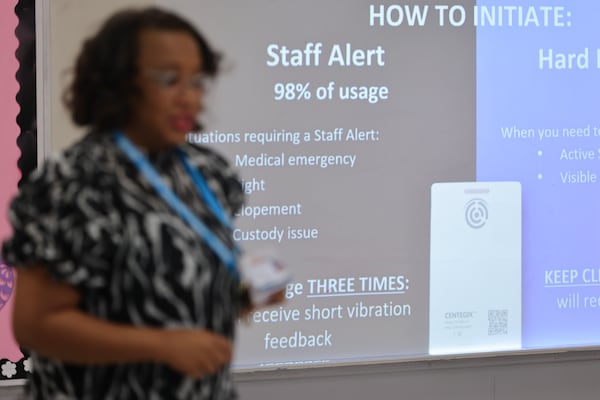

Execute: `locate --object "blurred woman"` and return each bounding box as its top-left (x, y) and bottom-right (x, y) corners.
top-left (3, 7), bottom-right (251, 399)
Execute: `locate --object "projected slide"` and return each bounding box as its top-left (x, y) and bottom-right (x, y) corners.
top-left (148, 0), bottom-right (600, 368)
top-left (476, 1), bottom-right (600, 349)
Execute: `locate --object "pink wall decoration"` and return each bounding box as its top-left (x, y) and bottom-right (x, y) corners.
top-left (0, 0), bottom-right (24, 365)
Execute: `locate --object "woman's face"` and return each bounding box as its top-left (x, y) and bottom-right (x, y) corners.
top-left (125, 29), bottom-right (203, 150)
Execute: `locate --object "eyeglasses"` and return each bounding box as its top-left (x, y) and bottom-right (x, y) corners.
top-left (144, 69), bottom-right (208, 92)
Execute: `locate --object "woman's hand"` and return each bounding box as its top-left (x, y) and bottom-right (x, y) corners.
top-left (159, 329), bottom-right (233, 378)
top-left (265, 288), bottom-right (286, 306)
top-left (239, 288), bottom-right (287, 319)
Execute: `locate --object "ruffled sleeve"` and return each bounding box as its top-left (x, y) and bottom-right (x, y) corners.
top-left (1, 153), bottom-right (118, 292)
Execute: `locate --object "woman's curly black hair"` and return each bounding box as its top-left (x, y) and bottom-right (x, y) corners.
top-left (63, 7), bottom-right (221, 133)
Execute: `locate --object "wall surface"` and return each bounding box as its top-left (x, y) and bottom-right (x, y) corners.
top-left (236, 352), bottom-right (600, 400)
top-left (3, 351), bottom-right (600, 399)
top-left (46, 0), bottom-right (150, 153)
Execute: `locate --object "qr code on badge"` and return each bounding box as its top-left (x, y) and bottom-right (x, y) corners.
top-left (488, 309), bottom-right (508, 336)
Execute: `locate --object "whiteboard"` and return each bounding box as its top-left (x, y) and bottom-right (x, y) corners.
top-left (39, 0), bottom-right (600, 372)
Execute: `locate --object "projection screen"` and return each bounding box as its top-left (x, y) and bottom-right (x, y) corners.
top-left (41, 0), bottom-right (600, 371)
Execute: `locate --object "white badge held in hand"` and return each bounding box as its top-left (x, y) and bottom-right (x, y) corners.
top-left (239, 252), bottom-right (291, 306)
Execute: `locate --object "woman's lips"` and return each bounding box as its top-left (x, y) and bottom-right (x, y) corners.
top-left (170, 116), bottom-right (195, 132)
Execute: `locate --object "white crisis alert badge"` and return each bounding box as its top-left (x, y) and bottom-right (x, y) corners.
top-left (239, 252), bottom-right (292, 306)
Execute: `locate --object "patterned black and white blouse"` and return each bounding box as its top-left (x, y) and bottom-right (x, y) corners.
top-left (2, 132), bottom-right (245, 400)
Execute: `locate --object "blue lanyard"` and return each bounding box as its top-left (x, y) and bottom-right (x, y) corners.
top-left (177, 149), bottom-right (233, 230)
top-left (113, 131), bottom-right (238, 280)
